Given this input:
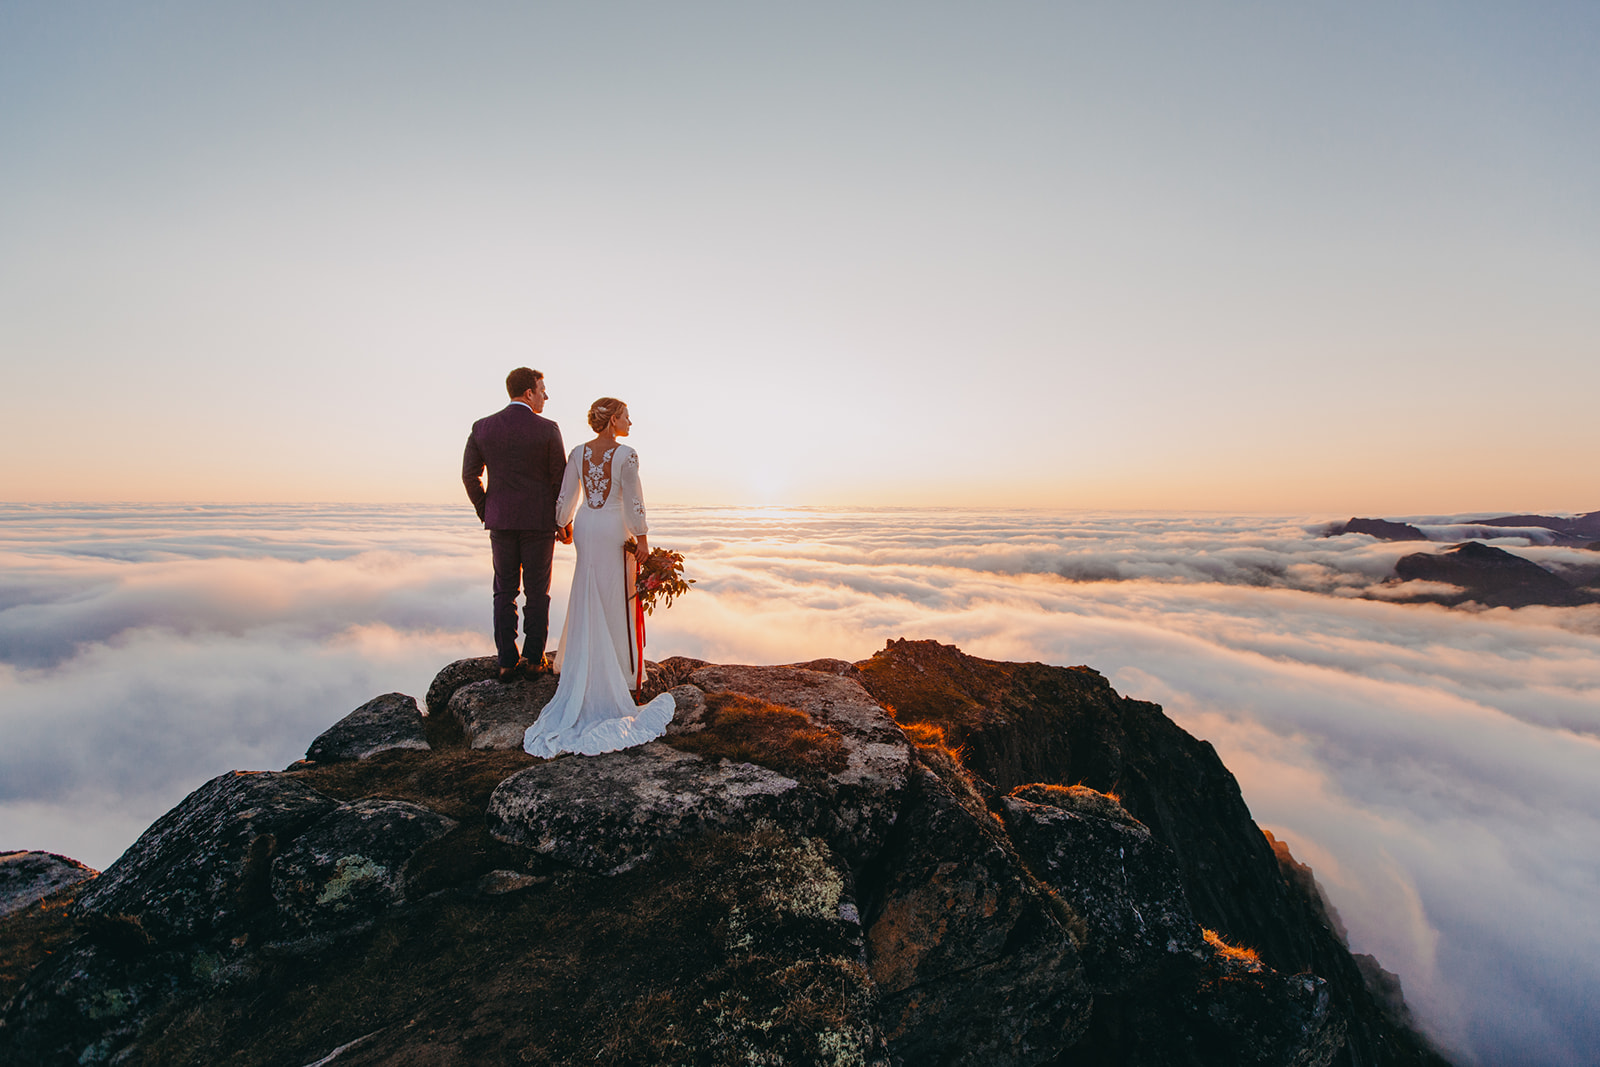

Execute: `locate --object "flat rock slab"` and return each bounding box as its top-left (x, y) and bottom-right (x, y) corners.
top-left (487, 742), bottom-right (809, 874)
top-left (73, 771), bottom-right (338, 943)
top-left (305, 692), bottom-right (429, 763)
top-left (447, 674), bottom-right (560, 750)
top-left (272, 799), bottom-right (457, 936)
top-left (425, 656), bottom-right (500, 716)
top-left (0, 851), bottom-right (97, 918)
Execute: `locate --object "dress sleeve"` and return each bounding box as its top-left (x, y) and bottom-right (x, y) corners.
top-left (554, 446), bottom-right (582, 527)
top-left (619, 448), bottom-right (649, 537)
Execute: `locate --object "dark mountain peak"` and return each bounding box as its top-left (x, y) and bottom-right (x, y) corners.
top-left (1329, 518), bottom-right (1429, 541)
top-left (1394, 542), bottom-right (1593, 608)
top-left (1447, 541), bottom-right (1521, 564)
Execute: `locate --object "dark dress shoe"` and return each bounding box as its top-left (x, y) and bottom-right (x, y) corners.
top-left (498, 665), bottom-right (520, 683)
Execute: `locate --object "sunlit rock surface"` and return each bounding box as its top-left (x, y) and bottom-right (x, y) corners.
top-left (0, 643), bottom-right (1450, 1067)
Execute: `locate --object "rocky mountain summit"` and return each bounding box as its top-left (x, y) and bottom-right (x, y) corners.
top-left (1, 641), bottom-right (1449, 1066)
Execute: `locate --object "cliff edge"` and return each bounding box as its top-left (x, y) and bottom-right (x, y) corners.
top-left (0, 641), bottom-right (1449, 1066)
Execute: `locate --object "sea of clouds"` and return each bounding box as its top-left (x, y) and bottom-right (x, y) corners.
top-left (2, 503), bottom-right (1597, 1065)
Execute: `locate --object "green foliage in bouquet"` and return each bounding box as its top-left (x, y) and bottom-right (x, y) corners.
top-left (624, 540), bottom-right (695, 615)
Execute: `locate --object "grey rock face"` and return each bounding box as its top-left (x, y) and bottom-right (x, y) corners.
top-left (424, 655), bottom-right (500, 716)
top-left (447, 673), bottom-right (559, 749)
top-left (0, 852), bottom-right (97, 918)
top-left (73, 772), bottom-right (338, 943)
top-left (687, 664), bottom-right (914, 861)
top-left (304, 692), bottom-right (429, 763)
top-left (271, 799), bottom-right (457, 936)
top-left (487, 743), bottom-right (808, 874)
top-left (1004, 785), bottom-right (1202, 993)
top-left (867, 761), bottom-right (1090, 1067)
top-left (661, 683), bottom-right (708, 734)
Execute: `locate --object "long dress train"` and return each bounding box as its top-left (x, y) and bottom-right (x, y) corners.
top-left (523, 442), bottom-right (675, 758)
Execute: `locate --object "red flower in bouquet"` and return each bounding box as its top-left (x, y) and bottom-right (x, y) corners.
top-left (624, 540), bottom-right (695, 615)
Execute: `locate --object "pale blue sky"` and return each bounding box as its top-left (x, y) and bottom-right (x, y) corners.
top-left (2, 2), bottom-right (1596, 509)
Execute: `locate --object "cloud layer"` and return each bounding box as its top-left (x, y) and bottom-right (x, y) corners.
top-left (3, 504), bottom-right (1597, 1065)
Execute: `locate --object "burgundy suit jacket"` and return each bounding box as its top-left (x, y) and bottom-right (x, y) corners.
top-left (462, 404), bottom-right (567, 532)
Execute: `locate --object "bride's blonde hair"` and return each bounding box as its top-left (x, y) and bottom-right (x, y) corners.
top-left (587, 397), bottom-right (627, 433)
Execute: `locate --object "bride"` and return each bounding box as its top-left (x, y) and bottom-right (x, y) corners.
top-left (523, 398), bottom-right (676, 758)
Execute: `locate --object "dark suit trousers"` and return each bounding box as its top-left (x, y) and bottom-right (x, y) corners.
top-left (490, 530), bottom-right (556, 669)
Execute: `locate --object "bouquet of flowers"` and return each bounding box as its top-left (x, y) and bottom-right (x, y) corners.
top-left (624, 540), bottom-right (695, 615)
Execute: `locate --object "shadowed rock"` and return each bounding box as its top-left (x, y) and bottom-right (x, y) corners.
top-left (271, 799), bottom-right (457, 938)
top-left (867, 757), bottom-right (1090, 1066)
top-left (1003, 785), bottom-right (1201, 993)
top-left (304, 692), bottom-right (428, 763)
top-left (487, 743), bottom-right (808, 874)
top-left (72, 772), bottom-right (338, 944)
top-left (0, 852), bottom-right (97, 919)
top-left (446, 673), bottom-right (560, 749)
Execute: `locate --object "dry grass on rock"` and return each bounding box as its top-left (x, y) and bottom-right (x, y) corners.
top-left (663, 692), bottom-right (848, 782)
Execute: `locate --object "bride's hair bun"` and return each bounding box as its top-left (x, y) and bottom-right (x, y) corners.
top-left (587, 397), bottom-right (627, 433)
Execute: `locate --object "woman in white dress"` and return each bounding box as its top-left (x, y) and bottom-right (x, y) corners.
top-left (523, 398), bottom-right (676, 758)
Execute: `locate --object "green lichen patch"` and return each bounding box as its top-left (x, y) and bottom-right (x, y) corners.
top-left (313, 856), bottom-right (390, 908)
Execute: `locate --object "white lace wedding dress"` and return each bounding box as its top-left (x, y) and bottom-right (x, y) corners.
top-left (523, 442), bottom-right (676, 758)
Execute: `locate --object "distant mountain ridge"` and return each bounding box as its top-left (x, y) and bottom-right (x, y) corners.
top-left (1329, 510), bottom-right (1600, 546)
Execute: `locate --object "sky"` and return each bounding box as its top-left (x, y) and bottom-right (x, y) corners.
top-left (3, 504), bottom-right (1598, 1065)
top-left (2, 2), bottom-right (1597, 511)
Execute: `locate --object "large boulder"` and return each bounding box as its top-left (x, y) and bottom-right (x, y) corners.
top-left (424, 655), bottom-right (499, 716)
top-left (487, 743), bottom-right (810, 874)
top-left (447, 673), bottom-right (560, 749)
top-left (1003, 784), bottom-right (1202, 993)
top-left (270, 799), bottom-right (457, 938)
top-left (0, 852), bottom-right (97, 918)
top-left (304, 692), bottom-right (429, 763)
top-left (866, 757), bottom-right (1090, 1066)
top-left (72, 772), bottom-right (337, 944)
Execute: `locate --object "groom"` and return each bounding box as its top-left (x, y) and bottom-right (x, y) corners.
top-left (463, 367), bottom-right (570, 682)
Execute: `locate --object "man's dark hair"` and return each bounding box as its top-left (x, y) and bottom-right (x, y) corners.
top-left (506, 367), bottom-right (544, 398)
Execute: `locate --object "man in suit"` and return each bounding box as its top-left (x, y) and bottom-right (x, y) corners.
top-left (463, 367), bottom-right (571, 681)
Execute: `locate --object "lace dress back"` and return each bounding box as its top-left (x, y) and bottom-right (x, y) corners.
top-left (582, 444), bottom-right (617, 509)
top-left (524, 441), bottom-right (674, 758)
